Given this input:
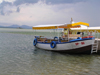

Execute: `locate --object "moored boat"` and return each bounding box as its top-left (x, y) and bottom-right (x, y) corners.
top-left (32, 19), bottom-right (95, 54)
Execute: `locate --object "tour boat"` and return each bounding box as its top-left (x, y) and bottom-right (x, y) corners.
top-left (32, 20), bottom-right (95, 54)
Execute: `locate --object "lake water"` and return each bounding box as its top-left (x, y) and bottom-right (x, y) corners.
top-left (0, 28), bottom-right (100, 75)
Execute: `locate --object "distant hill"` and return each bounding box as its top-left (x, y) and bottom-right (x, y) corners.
top-left (0, 25), bottom-right (32, 29)
top-left (0, 26), bottom-right (5, 28)
top-left (20, 25), bottom-right (32, 29)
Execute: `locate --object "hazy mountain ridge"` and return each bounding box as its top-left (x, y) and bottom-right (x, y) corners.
top-left (0, 25), bottom-right (32, 29)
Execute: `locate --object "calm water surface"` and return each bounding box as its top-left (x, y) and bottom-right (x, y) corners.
top-left (0, 28), bottom-right (100, 75)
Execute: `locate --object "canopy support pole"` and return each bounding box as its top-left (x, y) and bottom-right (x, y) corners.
top-left (58, 29), bottom-right (59, 42)
top-left (68, 29), bottom-right (69, 41)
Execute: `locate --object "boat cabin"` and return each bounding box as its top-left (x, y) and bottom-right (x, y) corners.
top-left (32, 22), bottom-right (92, 44)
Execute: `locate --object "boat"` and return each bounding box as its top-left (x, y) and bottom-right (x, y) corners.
top-left (32, 19), bottom-right (95, 54)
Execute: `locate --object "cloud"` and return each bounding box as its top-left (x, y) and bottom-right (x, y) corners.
top-left (0, 0), bottom-right (87, 15)
top-left (0, 0), bottom-right (87, 5)
top-left (13, 0), bottom-right (87, 6)
top-left (0, 1), bottom-right (12, 15)
top-left (0, 9), bottom-right (5, 15)
top-left (14, 0), bottom-right (38, 6)
top-left (0, 0), bottom-right (3, 3)
top-left (0, 1), bottom-right (75, 26)
top-left (45, 0), bottom-right (87, 4)
top-left (4, 0), bottom-right (16, 3)
top-left (0, 0), bottom-right (100, 27)
top-left (16, 7), bottom-right (20, 12)
top-left (0, 1), bottom-right (20, 15)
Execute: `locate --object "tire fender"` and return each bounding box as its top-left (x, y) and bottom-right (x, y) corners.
top-left (50, 41), bottom-right (56, 48)
top-left (33, 38), bottom-right (37, 46)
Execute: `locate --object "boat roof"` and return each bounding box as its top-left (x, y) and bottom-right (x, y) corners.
top-left (32, 22), bottom-right (89, 30)
top-left (71, 26), bottom-right (100, 32)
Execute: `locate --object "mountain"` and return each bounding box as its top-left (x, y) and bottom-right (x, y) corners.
top-left (0, 25), bottom-right (32, 29)
top-left (20, 25), bottom-right (32, 29)
top-left (8, 25), bottom-right (20, 28)
top-left (0, 26), bottom-right (5, 28)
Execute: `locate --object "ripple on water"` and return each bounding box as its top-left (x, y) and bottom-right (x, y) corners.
top-left (0, 32), bottom-right (100, 75)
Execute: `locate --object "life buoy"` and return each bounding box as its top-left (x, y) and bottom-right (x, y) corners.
top-left (33, 38), bottom-right (37, 46)
top-left (54, 37), bottom-right (58, 40)
top-left (50, 41), bottom-right (56, 48)
top-left (77, 37), bottom-right (81, 39)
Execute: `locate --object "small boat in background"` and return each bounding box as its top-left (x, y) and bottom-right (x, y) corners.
top-left (32, 19), bottom-right (96, 54)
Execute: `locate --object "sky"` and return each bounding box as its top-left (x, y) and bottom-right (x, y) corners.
top-left (0, 0), bottom-right (100, 27)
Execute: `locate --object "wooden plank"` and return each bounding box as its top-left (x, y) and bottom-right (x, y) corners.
top-left (69, 34), bottom-right (81, 37)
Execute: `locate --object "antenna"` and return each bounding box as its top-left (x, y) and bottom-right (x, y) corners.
top-left (70, 18), bottom-right (74, 23)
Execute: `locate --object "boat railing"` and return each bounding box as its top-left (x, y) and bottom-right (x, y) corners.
top-left (34, 35), bottom-right (69, 43)
top-left (37, 38), bottom-right (59, 43)
top-left (69, 34), bottom-right (81, 39)
top-left (34, 32), bottom-right (95, 43)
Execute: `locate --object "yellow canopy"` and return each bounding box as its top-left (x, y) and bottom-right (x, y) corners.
top-left (33, 26), bottom-right (58, 30)
top-left (32, 24), bottom-right (62, 30)
top-left (32, 22), bottom-right (89, 30)
top-left (67, 22), bottom-right (89, 28)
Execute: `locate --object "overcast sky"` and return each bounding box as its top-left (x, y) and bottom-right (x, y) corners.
top-left (0, 0), bottom-right (100, 26)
